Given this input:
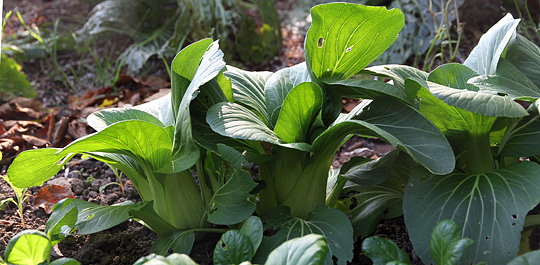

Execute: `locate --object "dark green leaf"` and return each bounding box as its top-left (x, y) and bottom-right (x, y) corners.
top-left (341, 150), bottom-right (398, 186)
top-left (254, 206), bottom-right (353, 265)
top-left (404, 162), bottom-right (540, 265)
top-left (314, 97), bottom-right (454, 175)
top-left (207, 169), bottom-right (257, 225)
top-left (239, 216), bottom-right (263, 255)
top-left (214, 231), bottom-right (254, 265)
top-left (76, 200), bottom-right (147, 235)
top-left (507, 34), bottom-right (540, 88)
top-left (361, 236), bottom-right (410, 265)
top-left (151, 230), bottom-right (195, 256)
top-left (499, 100), bottom-right (540, 157)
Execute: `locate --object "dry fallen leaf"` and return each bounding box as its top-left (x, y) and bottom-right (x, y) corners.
top-left (33, 184), bottom-right (75, 214)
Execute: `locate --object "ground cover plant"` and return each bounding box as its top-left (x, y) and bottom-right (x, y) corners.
top-left (4, 1), bottom-right (540, 265)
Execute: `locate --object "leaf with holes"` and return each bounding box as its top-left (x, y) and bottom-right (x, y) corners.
top-left (305, 3), bottom-right (404, 80)
top-left (404, 162), bottom-right (540, 265)
top-left (253, 206), bottom-right (353, 265)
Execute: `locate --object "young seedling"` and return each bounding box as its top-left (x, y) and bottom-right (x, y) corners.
top-left (1, 175), bottom-right (28, 227)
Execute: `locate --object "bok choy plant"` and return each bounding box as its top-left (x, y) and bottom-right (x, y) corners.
top-left (6, 38), bottom-right (257, 253)
top-left (203, 3), bottom-right (455, 264)
top-left (364, 14), bottom-right (540, 265)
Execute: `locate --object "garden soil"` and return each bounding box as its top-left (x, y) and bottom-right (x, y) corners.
top-left (1, 0), bottom-right (539, 264)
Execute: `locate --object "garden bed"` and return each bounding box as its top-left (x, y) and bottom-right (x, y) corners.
top-left (2, 0), bottom-right (540, 264)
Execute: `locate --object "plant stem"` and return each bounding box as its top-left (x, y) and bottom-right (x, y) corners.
top-left (459, 133), bottom-right (495, 174)
top-left (281, 155), bottom-right (333, 219)
top-left (325, 175), bottom-right (347, 207)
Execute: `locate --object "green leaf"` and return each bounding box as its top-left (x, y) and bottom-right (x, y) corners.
top-left (341, 150), bottom-right (399, 186)
top-left (361, 236), bottom-right (410, 265)
top-left (426, 63), bottom-right (528, 118)
top-left (363, 64), bottom-right (429, 92)
top-left (170, 38), bottom-right (214, 118)
top-left (225, 66), bottom-right (273, 123)
top-left (346, 182), bottom-right (404, 240)
top-left (306, 3), bottom-right (404, 80)
top-left (507, 34), bottom-right (540, 88)
top-left (191, 76), bottom-right (253, 154)
top-left (171, 39), bottom-right (225, 171)
top-left (151, 230), bottom-right (195, 256)
top-left (463, 13), bottom-right (520, 75)
top-left (207, 102), bottom-right (311, 151)
top-left (0, 54), bottom-right (35, 99)
top-left (273, 82), bottom-right (323, 143)
top-left (507, 250), bottom-right (540, 265)
top-left (239, 216), bottom-right (263, 255)
top-left (254, 206), bottom-right (353, 265)
top-left (214, 231), bottom-right (254, 265)
top-left (134, 93), bottom-right (175, 126)
top-left (76, 200), bottom-right (147, 235)
top-left (498, 100), bottom-right (540, 157)
top-left (430, 220), bottom-right (473, 265)
top-left (207, 169), bottom-right (257, 225)
top-left (406, 78), bottom-right (495, 144)
top-left (404, 162), bottom-right (540, 265)
top-left (265, 63), bottom-right (312, 127)
top-left (45, 199), bottom-right (79, 245)
top-left (4, 230), bottom-right (51, 265)
top-left (468, 58), bottom-right (540, 99)
top-left (87, 108), bottom-right (165, 132)
top-left (7, 148), bottom-right (75, 188)
top-left (324, 78), bottom-right (408, 102)
top-left (265, 234), bottom-right (329, 265)
top-left (49, 258), bottom-right (81, 265)
top-left (314, 97), bottom-right (454, 175)
top-left (59, 120), bottom-right (173, 172)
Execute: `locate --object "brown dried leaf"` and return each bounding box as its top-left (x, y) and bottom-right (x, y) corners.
top-left (21, 135), bottom-right (49, 147)
top-left (33, 184), bottom-right (75, 214)
top-left (143, 88), bottom-right (171, 103)
top-left (9, 97), bottom-right (43, 111)
top-left (0, 102), bottom-right (42, 120)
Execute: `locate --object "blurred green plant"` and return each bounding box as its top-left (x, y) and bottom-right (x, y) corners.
top-left (74, 0), bottom-right (282, 74)
top-left (0, 11), bottom-right (35, 101)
